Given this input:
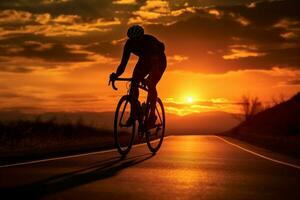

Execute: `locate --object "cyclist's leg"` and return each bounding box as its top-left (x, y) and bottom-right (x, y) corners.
top-left (127, 59), bottom-right (147, 125)
top-left (147, 54), bottom-right (166, 127)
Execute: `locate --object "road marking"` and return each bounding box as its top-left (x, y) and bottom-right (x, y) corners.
top-left (0, 136), bottom-right (171, 168)
top-left (216, 136), bottom-right (300, 170)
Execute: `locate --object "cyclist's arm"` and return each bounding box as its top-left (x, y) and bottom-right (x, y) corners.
top-left (116, 41), bottom-right (130, 76)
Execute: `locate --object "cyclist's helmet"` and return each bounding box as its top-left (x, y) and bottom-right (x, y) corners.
top-left (127, 25), bottom-right (144, 39)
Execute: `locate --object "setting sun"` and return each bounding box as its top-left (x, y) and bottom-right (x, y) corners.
top-left (186, 96), bottom-right (193, 103)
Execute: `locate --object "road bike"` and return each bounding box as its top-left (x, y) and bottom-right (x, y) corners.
top-left (109, 77), bottom-right (165, 156)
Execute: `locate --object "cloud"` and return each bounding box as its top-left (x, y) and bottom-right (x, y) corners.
top-left (0, 6), bottom-right (121, 73)
top-left (0, 0), bottom-right (115, 20)
top-left (222, 49), bottom-right (265, 60)
top-left (274, 18), bottom-right (299, 29)
top-left (0, 9), bottom-right (121, 38)
top-left (144, 0), bottom-right (300, 72)
top-left (0, 0), bottom-right (300, 74)
top-left (52, 14), bottom-right (81, 24)
top-left (0, 41), bottom-right (116, 73)
top-left (0, 9), bottom-right (32, 24)
top-left (235, 16), bottom-right (251, 26)
top-left (128, 0), bottom-right (197, 25)
top-left (163, 98), bottom-right (239, 115)
top-left (57, 93), bottom-right (104, 103)
top-left (113, 0), bottom-right (136, 5)
top-left (280, 32), bottom-right (298, 39)
top-left (274, 18), bottom-right (300, 40)
top-left (24, 41), bottom-right (53, 51)
top-left (285, 79), bottom-right (300, 85)
top-left (42, 0), bottom-right (70, 4)
top-left (0, 42), bottom-right (91, 62)
top-left (35, 13), bottom-right (52, 24)
top-left (0, 90), bottom-right (45, 109)
top-left (167, 54), bottom-right (189, 66)
top-left (208, 9), bottom-right (222, 18)
top-left (222, 45), bottom-right (266, 60)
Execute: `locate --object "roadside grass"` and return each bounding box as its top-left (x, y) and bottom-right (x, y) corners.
top-left (0, 113), bottom-right (168, 164)
top-left (0, 117), bottom-right (114, 159)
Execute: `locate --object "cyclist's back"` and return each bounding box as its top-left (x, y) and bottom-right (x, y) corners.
top-left (124, 34), bottom-right (165, 58)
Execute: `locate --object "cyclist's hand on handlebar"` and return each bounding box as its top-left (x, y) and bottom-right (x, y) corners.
top-left (109, 73), bottom-right (118, 82)
top-left (109, 72), bottom-right (118, 90)
top-left (109, 72), bottom-right (117, 85)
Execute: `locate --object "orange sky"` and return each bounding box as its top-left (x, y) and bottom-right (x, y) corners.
top-left (0, 0), bottom-right (299, 115)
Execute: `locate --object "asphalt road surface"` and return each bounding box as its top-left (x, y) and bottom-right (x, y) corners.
top-left (1, 135), bottom-right (300, 200)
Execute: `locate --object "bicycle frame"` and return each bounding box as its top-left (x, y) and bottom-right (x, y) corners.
top-left (109, 77), bottom-right (163, 131)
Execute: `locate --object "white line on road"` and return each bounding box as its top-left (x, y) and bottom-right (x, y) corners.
top-left (216, 136), bottom-right (300, 170)
top-left (0, 148), bottom-right (117, 169)
top-left (0, 136), bottom-right (171, 168)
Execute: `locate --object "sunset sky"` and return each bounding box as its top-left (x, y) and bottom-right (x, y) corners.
top-left (0, 0), bottom-right (299, 115)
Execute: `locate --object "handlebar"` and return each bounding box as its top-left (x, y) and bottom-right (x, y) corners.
top-left (108, 77), bottom-right (148, 91)
top-left (108, 77), bottom-right (132, 90)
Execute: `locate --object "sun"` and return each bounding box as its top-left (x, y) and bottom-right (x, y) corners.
top-left (186, 96), bottom-right (193, 103)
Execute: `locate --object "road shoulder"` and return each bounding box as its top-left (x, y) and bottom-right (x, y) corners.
top-left (216, 136), bottom-right (300, 169)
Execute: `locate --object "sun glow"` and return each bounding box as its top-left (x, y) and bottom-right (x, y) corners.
top-left (186, 96), bottom-right (193, 103)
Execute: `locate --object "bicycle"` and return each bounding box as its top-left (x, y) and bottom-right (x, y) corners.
top-left (109, 77), bottom-right (165, 156)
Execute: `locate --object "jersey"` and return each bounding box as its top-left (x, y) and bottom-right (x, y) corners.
top-left (116, 34), bottom-right (165, 76)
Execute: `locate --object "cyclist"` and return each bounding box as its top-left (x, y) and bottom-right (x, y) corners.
top-left (110, 25), bottom-right (167, 129)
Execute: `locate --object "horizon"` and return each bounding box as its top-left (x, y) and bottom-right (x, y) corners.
top-left (0, 0), bottom-right (300, 116)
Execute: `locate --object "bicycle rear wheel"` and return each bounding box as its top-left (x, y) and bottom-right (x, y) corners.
top-left (114, 95), bottom-right (135, 156)
top-left (146, 97), bottom-right (165, 153)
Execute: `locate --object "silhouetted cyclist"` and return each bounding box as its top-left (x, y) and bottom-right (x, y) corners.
top-left (110, 25), bottom-right (167, 129)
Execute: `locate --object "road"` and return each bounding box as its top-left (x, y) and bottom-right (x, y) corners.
top-left (1, 135), bottom-right (300, 200)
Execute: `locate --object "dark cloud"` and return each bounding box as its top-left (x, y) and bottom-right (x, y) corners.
top-left (0, 0), bottom-right (299, 73)
top-left (27, 43), bottom-right (91, 62)
top-left (286, 79), bottom-right (300, 85)
top-left (57, 93), bottom-right (104, 103)
top-left (0, 91), bottom-right (24, 98)
top-left (0, 0), bottom-right (113, 18)
top-left (84, 41), bottom-right (122, 58)
top-left (219, 0), bottom-right (300, 28)
top-left (0, 34), bottom-right (119, 72)
top-left (0, 66), bottom-right (33, 73)
top-left (0, 0), bottom-right (127, 72)
top-left (146, 0), bottom-right (300, 72)
top-left (0, 91), bottom-right (43, 101)
top-left (0, 41), bottom-right (92, 62)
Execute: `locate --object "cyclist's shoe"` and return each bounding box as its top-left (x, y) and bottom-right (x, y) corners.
top-left (125, 116), bottom-right (135, 127)
top-left (146, 115), bottom-right (157, 130)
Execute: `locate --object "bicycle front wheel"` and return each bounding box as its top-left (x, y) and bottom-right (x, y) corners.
top-left (114, 95), bottom-right (135, 156)
top-left (146, 97), bottom-right (165, 153)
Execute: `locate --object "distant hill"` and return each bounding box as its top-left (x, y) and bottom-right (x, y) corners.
top-left (233, 92), bottom-right (300, 136)
top-left (228, 92), bottom-right (300, 157)
top-left (0, 110), bottom-right (239, 134)
top-left (166, 111), bottom-right (239, 134)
